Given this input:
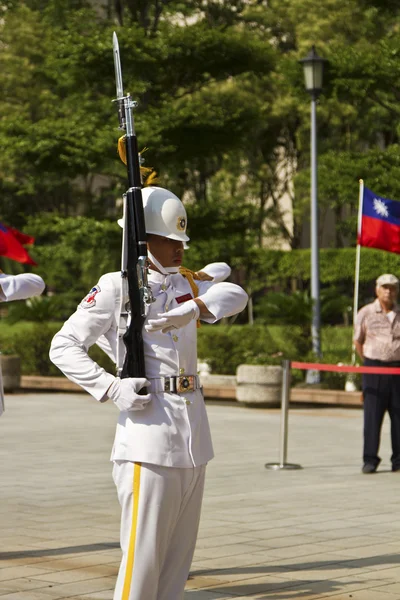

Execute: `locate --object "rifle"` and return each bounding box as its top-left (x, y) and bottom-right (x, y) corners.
top-left (112, 32), bottom-right (154, 380)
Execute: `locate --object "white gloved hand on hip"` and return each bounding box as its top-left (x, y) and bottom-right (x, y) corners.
top-left (145, 299), bottom-right (200, 333)
top-left (107, 377), bottom-right (151, 412)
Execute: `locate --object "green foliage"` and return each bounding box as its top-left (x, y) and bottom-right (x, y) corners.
top-left (197, 324), bottom-right (303, 375)
top-left (5, 294), bottom-right (79, 324)
top-left (1, 0), bottom-right (400, 342)
top-left (25, 213), bottom-right (121, 294)
top-left (0, 321), bottom-right (115, 376)
top-left (197, 324), bottom-right (355, 390)
top-left (0, 318), bottom-right (354, 390)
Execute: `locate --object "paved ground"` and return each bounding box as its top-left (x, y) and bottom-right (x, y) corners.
top-left (1, 393), bottom-right (400, 599)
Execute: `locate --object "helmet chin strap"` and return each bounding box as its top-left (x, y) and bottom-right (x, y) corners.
top-left (147, 250), bottom-right (179, 275)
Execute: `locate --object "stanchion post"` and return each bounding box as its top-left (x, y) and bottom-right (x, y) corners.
top-left (265, 359), bottom-right (302, 471)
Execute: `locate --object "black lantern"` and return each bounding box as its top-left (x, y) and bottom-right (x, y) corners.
top-left (299, 46), bottom-right (327, 97)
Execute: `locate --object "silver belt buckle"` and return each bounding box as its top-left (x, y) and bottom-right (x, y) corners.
top-left (177, 375), bottom-right (195, 393)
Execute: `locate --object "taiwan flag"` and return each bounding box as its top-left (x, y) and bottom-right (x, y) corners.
top-left (0, 223), bottom-right (37, 265)
top-left (358, 187), bottom-right (400, 254)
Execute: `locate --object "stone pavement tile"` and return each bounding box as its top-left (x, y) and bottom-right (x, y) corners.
top-left (247, 535), bottom-right (333, 550)
top-left (0, 577), bottom-right (64, 594)
top-left (28, 563), bottom-right (118, 584)
top-left (371, 578), bottom-right (400, 595)
top-left (197, 525), bottom-right (246, 539)
top-left (190, 574), bottom-right (335, 597)
top-left (324, 592), bottom-right (398, 600)
top-left (190, 551), bottom-right (284, 572)
top-left (326, 544), bottom-right (400, 560)
top-left (335, 554), bottom-right (400, 573)
top-left (305, 534), bottom-right (392, 549)
top-left (0, 576), bottom-right (116, 599)
top-left (260, 542), bottom-right (343, 560)
top-left (299, 569), bottom-right (400, 598)
top-left (70, 594), bottom-right (113, 600)
top-left (3, 398), bottom-right (400, 600)
top-left (241, 525), bottom-right (313, 540)
top-left (0, 549), bottom-right (120, 570)
top-left (194, 533), bottom-right (270, 550)
top-left (305, 520), bottom-right (369, 533)
top-left (0, 590), bottom-right (68, 600)
top-left (0, 565), bottom-right (59, 582)
top-left (191, 561), bottom-right (287, 585)
top-left (185, 591), bottom-right (235, 599)
top-left (192, 543), bottom-right (272, 560)
top-left (18, 553), bottom-right (119, 573)
top-left (275, 563), bottom-right (378, 582)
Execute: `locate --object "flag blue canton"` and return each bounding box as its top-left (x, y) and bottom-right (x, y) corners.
top-left (363, 187), bottom-right (400, 225)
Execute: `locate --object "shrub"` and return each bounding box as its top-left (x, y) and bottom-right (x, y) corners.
top-left (197, 324), bottom-right (356, 389)
top-left (197, 324), bottom-right (305, 375)
top-left (0, 322), bottom-right (115, 376)
top-left (0, 320), bottom-right (356, 390)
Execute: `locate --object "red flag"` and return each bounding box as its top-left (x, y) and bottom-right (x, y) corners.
top-left (7, 226), bottom-right (35, 246)
top-left (0, 224), bottom-right (37, 265)
top-left (358, 187), bottom-right (400, 253)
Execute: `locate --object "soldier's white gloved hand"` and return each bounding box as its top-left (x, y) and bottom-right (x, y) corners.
top-left (107, 377), bottom-right (151, 411)
top-left (145, 300), bottom-right (200, 333)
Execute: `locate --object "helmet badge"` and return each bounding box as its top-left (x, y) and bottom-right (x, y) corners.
top-left (177, 216), bottom-right (186, 231)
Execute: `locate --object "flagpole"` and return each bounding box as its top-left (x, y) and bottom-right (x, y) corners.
top-left (351, 179), bottom-right (364, 366)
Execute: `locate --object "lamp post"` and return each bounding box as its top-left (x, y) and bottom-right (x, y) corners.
top-left (299, 46), bottom-right (327, 383)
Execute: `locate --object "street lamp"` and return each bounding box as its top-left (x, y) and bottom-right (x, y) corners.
top-left (299, 46), bottom-right (327, 383)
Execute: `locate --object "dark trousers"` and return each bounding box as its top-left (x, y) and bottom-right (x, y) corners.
top-left (363, 358), bottom-right (400, 469)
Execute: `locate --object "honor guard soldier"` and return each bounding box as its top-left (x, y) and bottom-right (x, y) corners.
top-left (49, 186), bottom-right (248, 600)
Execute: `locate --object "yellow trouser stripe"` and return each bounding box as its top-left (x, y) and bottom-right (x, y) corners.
top-left (122, 462), bottom-right (141, 600)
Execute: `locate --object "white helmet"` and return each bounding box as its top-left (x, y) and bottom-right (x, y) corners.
top-left (117, 186), bottom-right (189, 243)
top-left (142, 186), bottom-right (189, 242)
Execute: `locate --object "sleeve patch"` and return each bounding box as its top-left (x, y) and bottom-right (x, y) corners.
top-left (80, 285), bottom-right (101, 309)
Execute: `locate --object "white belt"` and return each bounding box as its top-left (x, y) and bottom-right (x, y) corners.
top-left (148, 375), bottom-right (201, 394)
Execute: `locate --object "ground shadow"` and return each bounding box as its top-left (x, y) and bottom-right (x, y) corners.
top-left (0, 541), bottom-right (119, 560)
top-left (190, 552), bottom-right (400, 599)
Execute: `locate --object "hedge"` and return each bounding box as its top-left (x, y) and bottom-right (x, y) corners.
top-left (0, 322), bottom-right (355, 390)
top-left (0, 323), bottom-right (115, 377)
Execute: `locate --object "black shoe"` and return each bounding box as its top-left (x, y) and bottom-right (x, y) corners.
top-left (392, 467), bottom-right (400, 472)
top-left (362, 463), bottom-right (377, 474)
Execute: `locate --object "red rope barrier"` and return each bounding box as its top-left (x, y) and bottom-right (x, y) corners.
top-left (291, 361), bottom-right (400, 375)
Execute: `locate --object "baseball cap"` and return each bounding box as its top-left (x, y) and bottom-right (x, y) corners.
top-left (376, 274), bottom-right (399, 287)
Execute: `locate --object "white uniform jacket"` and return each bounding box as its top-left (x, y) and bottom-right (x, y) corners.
top-left (0, 273), bottom-right (45, 302)
top-left (50, 270), bottom-right (248, 468)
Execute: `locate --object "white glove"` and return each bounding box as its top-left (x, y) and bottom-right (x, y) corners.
top-left (145, 299), bottom-right (200, 333)
top-left (107, 377), bottom-right (151, 412)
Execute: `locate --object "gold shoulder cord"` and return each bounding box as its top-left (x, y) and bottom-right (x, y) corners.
top-left (118, 136), bottom-right (158, 185)
top-left (179, 267), bottom-right (200, 328)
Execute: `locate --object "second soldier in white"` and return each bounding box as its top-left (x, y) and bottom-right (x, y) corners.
top-left (49, 186), bottom-right (248, 600)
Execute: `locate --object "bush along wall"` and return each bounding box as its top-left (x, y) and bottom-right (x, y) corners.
top-left (0, 323), bottom-right (115, 377)
top-left (197, 324), bottom-right (355, 389)
top-left (1, 322), bottom-right (354, 390)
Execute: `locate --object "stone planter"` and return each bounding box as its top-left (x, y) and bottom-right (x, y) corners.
top-left (1, 355), bottom-right (21, 392)
top-left (236, 364), bottom-right (282, 407)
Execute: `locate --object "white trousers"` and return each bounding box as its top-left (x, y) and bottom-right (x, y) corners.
top-left (112, 460), bottom-right (206, 600)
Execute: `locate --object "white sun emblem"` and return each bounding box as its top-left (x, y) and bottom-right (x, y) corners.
top-left (373, 197), bottom-right (389, 218)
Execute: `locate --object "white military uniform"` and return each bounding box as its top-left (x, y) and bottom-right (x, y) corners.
top-left (50, 268), bottom-right (247, 600)
top-left (0, 272), bottom-right (45, 416)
